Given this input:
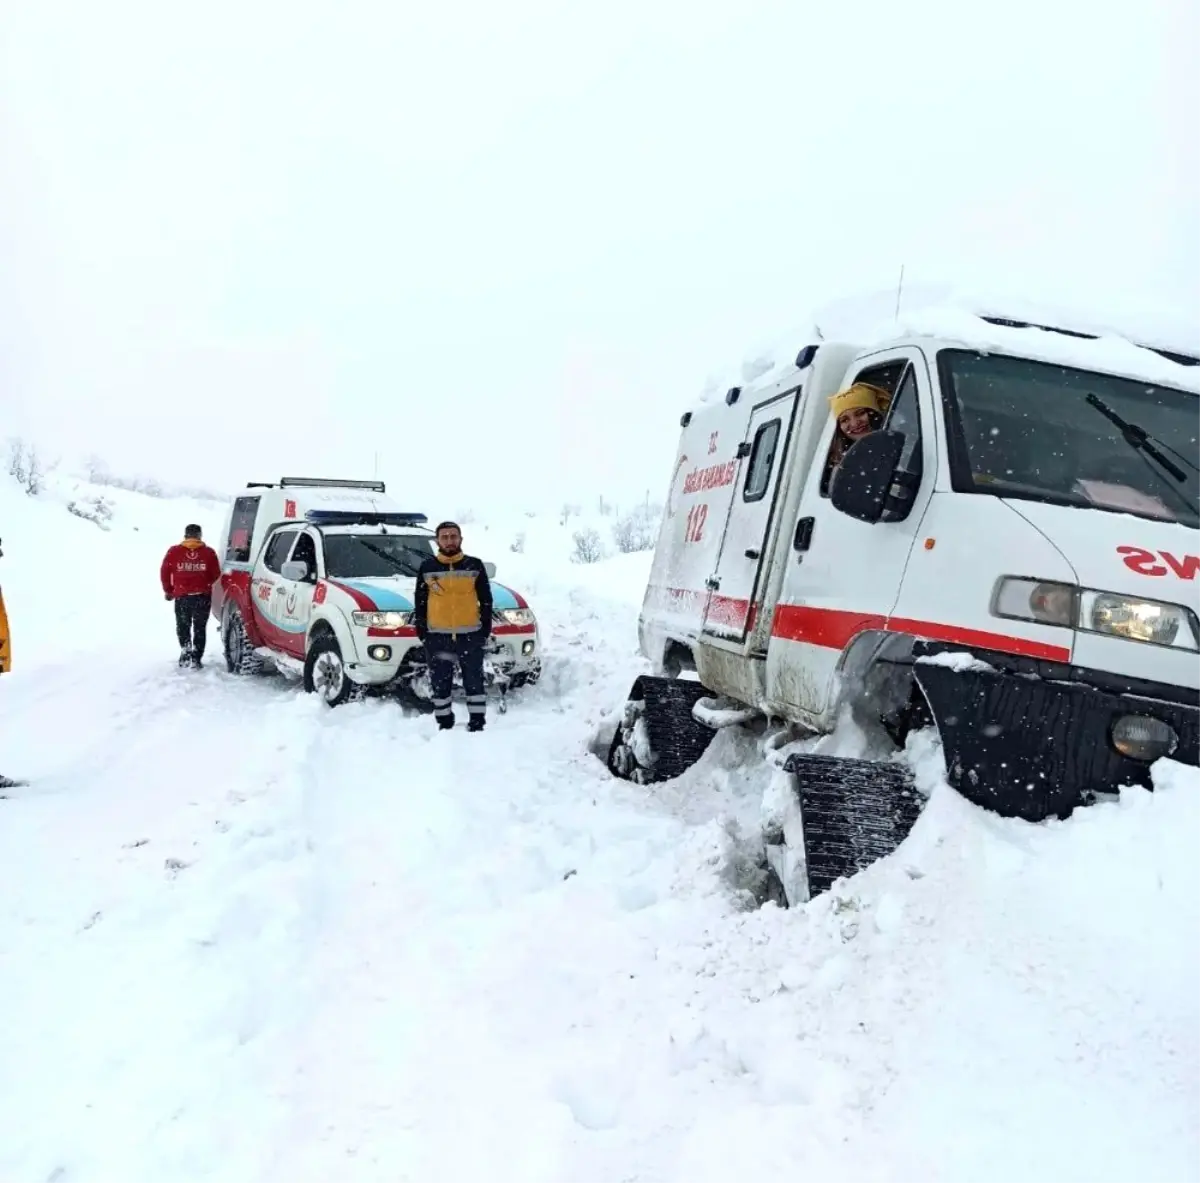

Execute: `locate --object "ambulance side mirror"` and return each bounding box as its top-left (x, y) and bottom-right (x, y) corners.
top-left (830, 432), bottom-right (906, 524)
top-left (484, 561), bottom-right (497, 579)
top-left (281, 560), bottom-right (309, 582)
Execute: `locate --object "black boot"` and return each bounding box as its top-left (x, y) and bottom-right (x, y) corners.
top-left (437, 715), bottom-right (455, 731)
top-left (178, 646), bottom-right (193, 667)
top-left (467, 716), bottom-right (485, 733)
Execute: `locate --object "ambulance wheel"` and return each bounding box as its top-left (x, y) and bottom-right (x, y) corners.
top-left (223, 605), bottom-right (265, 676)
top-left (305, 635), bottom-right (353, 707)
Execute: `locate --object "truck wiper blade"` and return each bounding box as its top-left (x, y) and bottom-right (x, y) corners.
top-left (1084, 392), bottom-right (1189, 482)
top-left (358, 539), bottom-right (411, 573)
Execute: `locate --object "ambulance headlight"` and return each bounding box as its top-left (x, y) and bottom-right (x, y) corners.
top-left (992, 577), bottom-right (1075, 627)
top-left (992, 577), bottom-right (1199, 651)
top-left (497, 608), bottom-right (536, 627)
top-left (1080, 592), bottom-right (1197, 650)
top-left (352, 610), bottom-right (412, 629)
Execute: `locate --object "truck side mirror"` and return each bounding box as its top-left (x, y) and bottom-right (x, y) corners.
top-left (484, 561), bottom-right (497, 579)
top-left (281, 560), bottom-right (309, 582)
top-left (829, 432), bottom-right (906, 524)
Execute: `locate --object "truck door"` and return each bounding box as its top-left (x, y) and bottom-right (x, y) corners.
top-left (768, 349), bottom-right (936, 720)
top-left (702, 390), bottom-right (799, 642)
top-left (252, 527), bottom-right (299, 654)
top-left (277, 530), bottom-right (319, 654)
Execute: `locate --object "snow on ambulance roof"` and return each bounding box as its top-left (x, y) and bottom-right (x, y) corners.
top-left (873, 307), bottom-right (1200, 393)
top-left (693, 284), bottom-right (1200, 408)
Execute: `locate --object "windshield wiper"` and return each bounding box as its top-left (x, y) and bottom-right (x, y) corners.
top-left (1084, 393), bottom-right (1188, 482)
top-left (355, 539), bottom-right (414, 575)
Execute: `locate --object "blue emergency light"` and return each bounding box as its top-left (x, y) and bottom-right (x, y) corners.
top-left (304, 510), bottom-right (429, 528)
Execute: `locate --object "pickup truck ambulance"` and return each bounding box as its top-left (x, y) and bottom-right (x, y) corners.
top-left (212, 478), bottom-right (542, 707)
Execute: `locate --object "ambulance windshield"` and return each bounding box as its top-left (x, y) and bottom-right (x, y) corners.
top-left (938, 350), bottom-right (1200, 527)
top-left (323, 532), bottom-right (436, 578)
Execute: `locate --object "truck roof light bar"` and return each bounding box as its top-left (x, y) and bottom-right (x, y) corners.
top-left (279, 477), bottom-right (388, 492)
top-left (303, 510), bottom-right (428, 527)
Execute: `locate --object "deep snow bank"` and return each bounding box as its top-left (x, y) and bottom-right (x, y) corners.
top-left (1, 479), bottom-right (1197, 1183)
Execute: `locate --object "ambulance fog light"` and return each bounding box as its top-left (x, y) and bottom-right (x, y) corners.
top-left (1110, 715), bottom-right (1177, 762)
top-left (368, 645), bottom-right (392, 662)
top-left (521, 640), bottom-right (536, 656)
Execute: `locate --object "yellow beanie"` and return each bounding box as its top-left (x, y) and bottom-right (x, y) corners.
top-left (829, 382), bottom-right (890, 421)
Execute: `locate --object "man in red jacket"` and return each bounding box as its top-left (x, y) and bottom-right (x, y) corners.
top-left (160, 524), bottom-right (221, 668)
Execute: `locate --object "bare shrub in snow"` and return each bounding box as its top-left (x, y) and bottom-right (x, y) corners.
top-left (570, 527), bottom-right (605, 564)
top-left (560, 502), bottom-right (581, 527)
top-left (84, 453), bottom-right (111, 484)
top-left (611, 502), bottom-right (661, 554)
top-left (510, 532), bottom-right (526, 554)
top-left (68, 495), bottom-right (115, 529)
top-left (6, 438), bottom-right (51, 496)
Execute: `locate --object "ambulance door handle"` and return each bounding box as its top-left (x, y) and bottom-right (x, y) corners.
top-left (705, 576), bottom-right (720, 591)
top-left (793, 516), bottom-right (815, 552)
top-left (745, 548), bottom-right (760, 560)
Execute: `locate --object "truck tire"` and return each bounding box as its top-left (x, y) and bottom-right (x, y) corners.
top-left (304, 633), bottom-right (354, 707)
top-left (223, 605), bottom-right (266, 676)
top-left (781, 752), bottom-right (925, 898)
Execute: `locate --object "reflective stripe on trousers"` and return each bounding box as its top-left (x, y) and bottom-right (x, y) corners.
top-left (466, 694), bottom-right (486, 717)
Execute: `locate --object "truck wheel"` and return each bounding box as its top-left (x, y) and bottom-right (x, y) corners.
top-left (305, 634), bottom-right (353, 707)
top-left (223, 605), bottom-right (265, 676)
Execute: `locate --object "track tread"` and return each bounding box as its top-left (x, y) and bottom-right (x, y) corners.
top-left (783, 752), bottom-right (923, 896)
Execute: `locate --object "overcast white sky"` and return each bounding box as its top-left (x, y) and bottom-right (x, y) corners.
top-left (2, 0), bottom-right (1197, 512)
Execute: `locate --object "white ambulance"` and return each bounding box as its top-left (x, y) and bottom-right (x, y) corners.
top-left (607, 309), bottom-right (1199, 904)
top-left (211, 478), bottom-right (542, 707)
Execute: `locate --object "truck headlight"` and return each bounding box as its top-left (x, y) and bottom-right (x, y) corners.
top-left (992, 577), bottom-right (1199, 651)
top-left (496, 608), bottom-right (536, 627)
top-left (352, 610), bottom-right (412, 629)
top-left (1080, 591), bottom-right (1197, 650)
top-left (992, 577), bottom-right (1076, 627)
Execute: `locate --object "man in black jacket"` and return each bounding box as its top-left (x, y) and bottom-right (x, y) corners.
top-left (413, 521), bottom-right (493, 731)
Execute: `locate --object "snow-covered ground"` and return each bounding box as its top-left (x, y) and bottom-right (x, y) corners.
top-left (1, 478), bottom-right (1198, 1182)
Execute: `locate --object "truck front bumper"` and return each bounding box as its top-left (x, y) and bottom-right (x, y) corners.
top-left (912, 641), bottom-right (1199, 821)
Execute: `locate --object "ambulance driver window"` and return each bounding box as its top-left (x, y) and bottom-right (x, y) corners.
top-left (263, 530), bottom-right (297, 574)
top-left (883, 366), bottom-right (923, 478)
top-left (290, 533), bottom-right (318, 581)
top-left (743, 419), bottom-right (782, 502)
top-left (820, 376), bottom-right (895, 496)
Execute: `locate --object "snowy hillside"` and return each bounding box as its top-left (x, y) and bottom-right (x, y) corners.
top-left (1, 478), bottom-right (1197, 1183)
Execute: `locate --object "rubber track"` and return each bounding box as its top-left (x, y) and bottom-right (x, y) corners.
top-left (783, 753), bottom-right (924, 896)
top-left (630, 675), bottom-right (717, 782)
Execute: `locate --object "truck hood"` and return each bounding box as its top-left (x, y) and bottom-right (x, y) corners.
top-left (327, 575), bottom-right (528, 614)
top-left (1002, 499), bottom-right (1200, 599)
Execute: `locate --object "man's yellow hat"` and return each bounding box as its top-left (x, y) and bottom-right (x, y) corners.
top-left (829, 382), bottom-right (890, 420)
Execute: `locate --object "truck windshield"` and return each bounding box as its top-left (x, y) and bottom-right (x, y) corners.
top-left (938, 350), bottom-right (1200, 527)
top-left (323, 533), bottom-right (435, 578)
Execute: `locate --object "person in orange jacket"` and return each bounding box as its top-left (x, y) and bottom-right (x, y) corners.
top-left (160, 524), bottom-right (221, 667)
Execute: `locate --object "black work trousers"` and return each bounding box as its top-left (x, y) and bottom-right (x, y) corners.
top-left (426, 632), bottom-right (487, 723)
top-left (174, 594), bottom-right (211, 658)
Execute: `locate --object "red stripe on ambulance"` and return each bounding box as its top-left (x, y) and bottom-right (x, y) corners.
top-left (647, 584), bottom-right (1071, 664)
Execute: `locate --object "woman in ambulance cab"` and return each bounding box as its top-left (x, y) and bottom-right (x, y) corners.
top-left (821, 382), bottom-right (892, 494)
